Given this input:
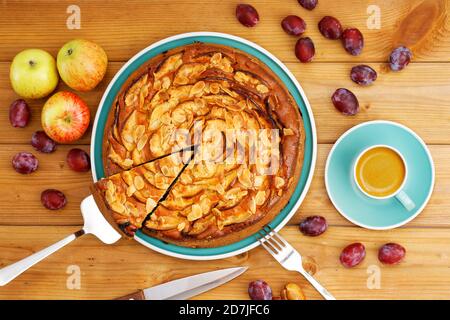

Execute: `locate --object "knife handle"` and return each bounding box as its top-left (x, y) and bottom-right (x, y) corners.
top-left (115, 290), bottom-right (146, 300)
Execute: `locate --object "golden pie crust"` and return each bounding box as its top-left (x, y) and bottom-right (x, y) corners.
top-left (93, 43), bottom-right (305, 248)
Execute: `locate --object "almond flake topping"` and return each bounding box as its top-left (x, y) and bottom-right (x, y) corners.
top-left (249, 197), bottom-right (257, 214)
top-left (254, 176), bottom-right (264, 188)
top-left (275, 177), bottom-right (285, 189)
top-left (111, 202), bottom-right (126, 214)
top-left (255, 190), bottom-right (266, 206)
top-left (190, 81), bottom-right (206, 96)
top-left (256, 84), bottom-right (269, 94)
top-left (187, 204), bottom-right (203, 221)
top-left (146, 198), bottom-right (157, 213)
top-left (126, 185), bottom-right (136, 197)
top-left (133, 125), bottom-right (145, 142)
top-left (177, 222), bottom-right (186, 232)
top-left (136, 134), bottom-right (149, 151)
top-left (134, 175), bottom-right (145, 190)
top-left (123, 159), bottom-right (134, 167)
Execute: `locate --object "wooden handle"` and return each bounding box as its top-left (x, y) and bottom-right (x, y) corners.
top-left (115, 289), bottom-right (146, 300)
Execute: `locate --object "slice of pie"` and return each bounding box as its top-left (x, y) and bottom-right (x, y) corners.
top-left (91, 150), bottom-right (193, 237)
top-left (95, 43), bottom-right (304, 247)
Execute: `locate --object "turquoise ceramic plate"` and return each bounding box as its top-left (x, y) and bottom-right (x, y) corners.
top-left (325, 121), bottom-right (435, 229)
top-left (91, 32), bottom-right (317, 260)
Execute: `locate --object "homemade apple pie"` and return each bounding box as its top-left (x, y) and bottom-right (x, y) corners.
top-left (93, 43), bottom-right (304, 247)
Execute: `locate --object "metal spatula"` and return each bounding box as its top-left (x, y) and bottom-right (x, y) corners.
top-left (0, 195), bottom-right (121, 286)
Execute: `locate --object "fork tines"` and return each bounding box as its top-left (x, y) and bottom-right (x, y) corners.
top-left (256, 225), bottom-right (290, 255)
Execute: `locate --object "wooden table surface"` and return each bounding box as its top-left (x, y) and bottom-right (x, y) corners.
top-left (1, 0), bottom-right (449, 300)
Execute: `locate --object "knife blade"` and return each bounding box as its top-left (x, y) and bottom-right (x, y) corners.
top-left (115, 266), bottom-right (247, 300)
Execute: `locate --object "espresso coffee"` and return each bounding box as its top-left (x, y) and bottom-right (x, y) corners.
top-left (355, 146), bottom-right (406, 197)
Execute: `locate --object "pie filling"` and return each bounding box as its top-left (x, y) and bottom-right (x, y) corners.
top-left (93, 43), bottom-right (304, 247)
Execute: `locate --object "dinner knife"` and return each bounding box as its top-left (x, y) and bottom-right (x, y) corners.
top-left (116, 266), bottom-right (247, 300)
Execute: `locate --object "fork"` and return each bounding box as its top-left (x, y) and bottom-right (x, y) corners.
top-left (257, 225), bottom-right (336, 300)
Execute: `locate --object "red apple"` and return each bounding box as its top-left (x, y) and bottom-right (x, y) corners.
top-left (57, 39), bottom-right (108, 92)
top-left (41, 91), bottom-right (90, 143)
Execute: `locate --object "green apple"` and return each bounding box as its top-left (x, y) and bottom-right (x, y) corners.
top-left (57, 39), bottom-right (108, 92)
top-left (10, 49), bottom-right (59, 99)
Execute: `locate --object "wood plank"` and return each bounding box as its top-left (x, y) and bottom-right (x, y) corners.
top-left (0, 144), bottom-right (91, 226)
top-left (0, 0), bottom-right (449, 62)
top-left (1, 62), bottom-right (449, 145)
top-left (0, 144), bottom-right (447, 228)
top-left (293, 61), bottom-right (450, 144)
top-left (0, 225), bottom-right (449, 299)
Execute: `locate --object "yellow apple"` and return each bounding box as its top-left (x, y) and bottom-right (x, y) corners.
top-left (10, 49), bottom-right (59, 99)
top-left (57, 39), bottom-right (108, 92)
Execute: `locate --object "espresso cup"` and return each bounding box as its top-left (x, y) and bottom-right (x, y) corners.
top-left (353, 145), bottom-right (415, 211)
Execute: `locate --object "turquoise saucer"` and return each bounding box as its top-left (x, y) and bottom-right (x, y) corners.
top-left (325, 121), bottom-right (435, 229)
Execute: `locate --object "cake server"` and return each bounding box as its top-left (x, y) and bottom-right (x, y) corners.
top-left (116, 266), bottom-right (247, 300)
top-left (0, 195), bottom-right (121, 286)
